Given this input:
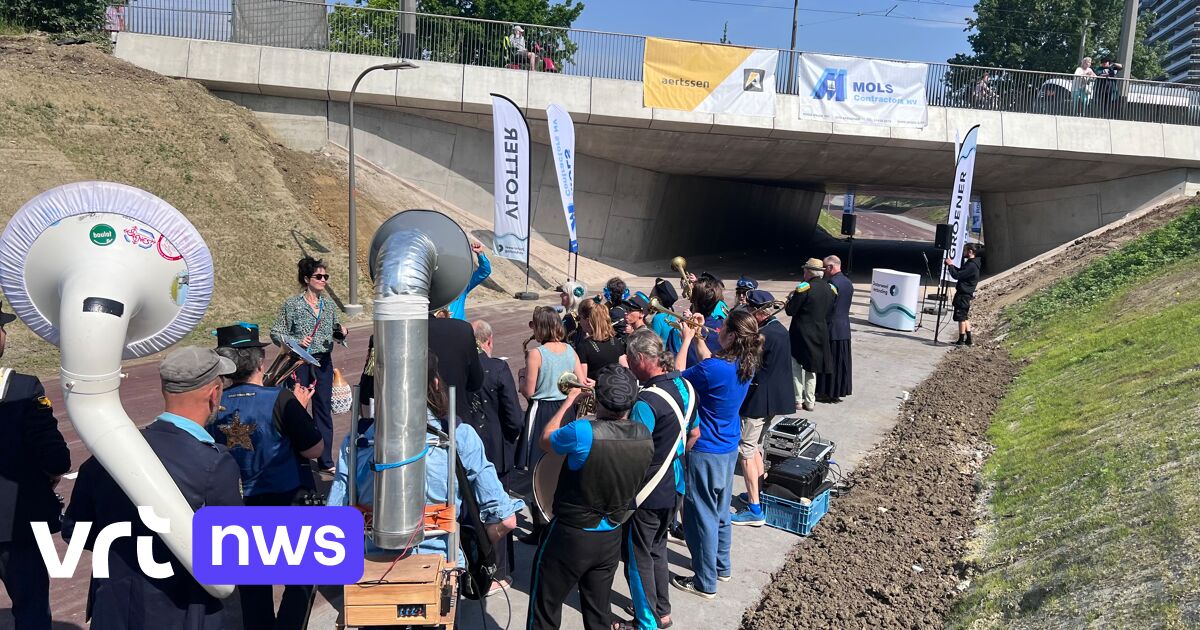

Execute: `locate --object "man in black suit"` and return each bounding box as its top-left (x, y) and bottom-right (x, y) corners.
top-left (471, 319), bottom-right (524, 589)
top-left (0, 303), bottom-right (71, 630)
top-left (786, 259), bottom-right (838, 412)
top-left (429, 314), bottom-right (484, 421)
top-left (817, 255), bottom-right (855, 403)
top-left (732, 290), bottom-right (796, 526)
top-left (65, 346), bottom-right (243, 630)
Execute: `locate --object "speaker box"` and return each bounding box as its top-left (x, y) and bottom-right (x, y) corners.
top-left (840, 213), bottom-right (857, 236)
top-left (934, 223), bottom-right (952, 250)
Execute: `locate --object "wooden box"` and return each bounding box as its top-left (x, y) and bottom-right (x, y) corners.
top-left (343, 554), bottom-right (455, 628)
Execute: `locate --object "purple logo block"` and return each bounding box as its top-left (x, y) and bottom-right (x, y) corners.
top-left (192, 506), bottom-right (364, 585)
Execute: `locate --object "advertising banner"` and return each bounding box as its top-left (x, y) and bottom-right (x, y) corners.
top-left (945, 125), bottom-right (980, 270)
top-left (970, 199), bottom-right (983, 235)
top-left (868, 268), bottom-right (920, 331)
top-left (546, 104), bottom-right (579, 253)
top-left (491, 94), bottom-right (530, 263)
top-left (798, 52), bottom-right (928, 128)
top-left (643, 37), bottom-right (778, 117)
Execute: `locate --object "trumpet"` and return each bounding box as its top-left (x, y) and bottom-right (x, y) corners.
top-left (671, 256), bottom-right (692, 300)
top-left (558, 372), bottom-right (597, 416)
top-left (650, 297), bottom-right (712, 339)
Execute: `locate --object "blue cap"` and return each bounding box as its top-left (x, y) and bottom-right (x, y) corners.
top-left (745, 289), bottom-right (775, 307)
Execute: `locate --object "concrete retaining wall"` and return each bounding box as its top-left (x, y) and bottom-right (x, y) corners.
top-left (981, 168), bottom-right (1200, 269)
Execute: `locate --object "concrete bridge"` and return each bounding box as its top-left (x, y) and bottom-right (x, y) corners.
top-left (116, 33), bottom-right (1200, 270)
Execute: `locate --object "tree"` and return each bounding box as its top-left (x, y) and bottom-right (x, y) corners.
top-left (1, 0), bottom-right (108, 33)
top-left (950, 0), bottom-right (1164, 80)
top-left (720, 21), bottom-right (731, 44)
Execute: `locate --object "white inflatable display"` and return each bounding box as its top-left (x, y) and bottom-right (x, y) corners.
top-left (0, 182), bottom-right (231, 598)
top-left (868, 268), bottom-right (920, 332)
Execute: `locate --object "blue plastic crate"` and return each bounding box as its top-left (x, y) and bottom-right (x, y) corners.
top-left (760, 489), bottom-right (830, 536)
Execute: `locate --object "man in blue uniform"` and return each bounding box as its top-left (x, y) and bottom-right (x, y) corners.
top-left (210, 323), bottom-right (324, 629)
top-left (528, 365), bottom-right (654, 630)
top-left (0, 303), bottom-right (71, 630)
top-left (65, 346), bottom-right (243, 630)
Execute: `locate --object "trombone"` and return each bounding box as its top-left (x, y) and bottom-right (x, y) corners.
top-left (751, 299), bottom-right (788, 320)
top-left (648, 297), bottom-right (712, 340)
top-left (671, 256), bottom-right (692, 300)
top-left (558, 372), bottom-right (596, 416)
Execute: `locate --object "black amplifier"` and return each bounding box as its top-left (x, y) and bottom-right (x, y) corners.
top-left (763, 417), bottom-right (816, 460)
top-left (762, 456), bottom-right (827, 501)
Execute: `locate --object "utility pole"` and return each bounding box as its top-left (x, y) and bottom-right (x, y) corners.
top-left (790, 0), bottom-right (799, 51)
top-left (1116, 0), bottom-right (1139, 78)
top-left (789, 0), bottom-right (799, 94)
top-left (1078, 20), bottom-right (1090, 64)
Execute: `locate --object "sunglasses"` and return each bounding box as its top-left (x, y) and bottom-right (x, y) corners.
top-left (310, 274), bottom-right (330, 281)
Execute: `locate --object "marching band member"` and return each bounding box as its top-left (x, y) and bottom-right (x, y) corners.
top-left (670, 310), bottom-right (762, 599)
top-left (557, 280), bottom-right (588, 346)
top-left (527, 365), bottom-right (653, 630)
top-left (576, 302), bottom-right (628, 378)
top-left (683, 279), bottom-right (725, 368)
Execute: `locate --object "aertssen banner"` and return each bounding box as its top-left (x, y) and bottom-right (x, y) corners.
top-left (643, 37), bottom-right (778, 117)
top-left (491, 94), bottom-right (530, 263)
top-left (798, 52), bottom-right (928, 128)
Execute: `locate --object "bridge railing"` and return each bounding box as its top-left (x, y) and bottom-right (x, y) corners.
top-left (113, 0), bottom-right (1200, 126)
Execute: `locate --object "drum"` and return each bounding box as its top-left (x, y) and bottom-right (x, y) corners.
top-left (532, 452), bottom-right (564, 521)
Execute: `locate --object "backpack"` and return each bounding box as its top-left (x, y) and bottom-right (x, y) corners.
top-left (428, 422), bottom-right (497, 600)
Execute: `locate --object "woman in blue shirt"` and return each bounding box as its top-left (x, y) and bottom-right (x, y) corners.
top-left (670, 310), bottom-right (762, 599)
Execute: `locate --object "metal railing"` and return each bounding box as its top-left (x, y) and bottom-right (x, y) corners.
top-left (114, 0), bottom-right (1200, 126)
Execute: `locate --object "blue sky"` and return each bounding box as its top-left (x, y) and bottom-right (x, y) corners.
top-left (573, 0), bottom-right (975, 64)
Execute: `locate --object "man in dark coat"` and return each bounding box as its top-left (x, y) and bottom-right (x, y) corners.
top-left (0, 304), bottom-right (71, 630)
top-left (817, 255), bottom-right (855, 403)
top-left (945, 243), bottom-right (982, 346)
top-left (733, 290), bottom-right (796, 526)
top-left (429, 314), bottom-right (485, 419)
top-left (785, 258), bottom-right (837, 412)
top-left (65, 346), bottom-right (243, 630)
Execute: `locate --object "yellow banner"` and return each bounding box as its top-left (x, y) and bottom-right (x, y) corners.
top-left (643, 37), bottom-right (754, 111)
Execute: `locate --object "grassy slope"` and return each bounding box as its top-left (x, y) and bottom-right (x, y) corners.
top-left (952, 209), bottom-right (1200, 628)
top-left (816, 209), bottom-right (842, 236)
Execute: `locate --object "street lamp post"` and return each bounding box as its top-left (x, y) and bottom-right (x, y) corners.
top-left (345, 60), bottom-right (419, 317)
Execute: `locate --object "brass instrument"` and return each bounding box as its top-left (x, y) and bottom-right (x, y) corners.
top-left (558, 372), bottom-right (596, 416)
top-left (264, 338), bottom-right (321, 387)
top-left (522, 334), bottom-right (537, 353)
top-left (751, 299), bottom-right (788, 320)
top-left (650, 297), bottom-right (711, 339)
top-left (671, 256), bottom-right (692, 299)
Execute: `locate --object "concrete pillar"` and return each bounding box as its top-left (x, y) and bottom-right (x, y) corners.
top-left (1117, 0), bottom-right (1138, 78)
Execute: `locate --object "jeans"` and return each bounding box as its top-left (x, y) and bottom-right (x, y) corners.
top-left (683, 449), bottom-right (738, 594)
top-left (791, 357), bottom-right (816, 406)
top-left (298, 351), bottom-right (334, 468)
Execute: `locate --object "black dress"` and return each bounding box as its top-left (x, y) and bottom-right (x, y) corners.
top-left (817, 272), bottom-right (854, 399)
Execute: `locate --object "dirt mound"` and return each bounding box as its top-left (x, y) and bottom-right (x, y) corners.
top-left (741, 197), bottom-right (1198, 628)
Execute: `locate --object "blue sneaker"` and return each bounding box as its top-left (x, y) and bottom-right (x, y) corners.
top-left (731, 508), bottom-right (765, 527)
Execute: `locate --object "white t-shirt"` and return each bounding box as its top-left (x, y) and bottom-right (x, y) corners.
top-left (1073, 67), bottom-right (1096, 93)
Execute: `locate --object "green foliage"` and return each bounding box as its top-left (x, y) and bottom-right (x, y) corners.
top-left (0, 0), bottom-right (109, 34)
top-left (1007, 207), bottom-right (1200, 331)
top-left (329, 0), bottom-right (583, 65)
top-left (952, 252), bottom-right (1200, 626)
top-left (951, 0), bottom-right (1165, 80)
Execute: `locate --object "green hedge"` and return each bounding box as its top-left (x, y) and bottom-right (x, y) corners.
top-left (1007, 206), bottom-right (1200, 332)
top-left (1, 0), bottom-right (109, 34)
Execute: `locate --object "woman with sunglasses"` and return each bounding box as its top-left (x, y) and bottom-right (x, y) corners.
top-left (270, 256), bottom-right (348, 475)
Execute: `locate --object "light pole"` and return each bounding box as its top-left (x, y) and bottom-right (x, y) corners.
top-left (345, 60), bottom-right (418, 317)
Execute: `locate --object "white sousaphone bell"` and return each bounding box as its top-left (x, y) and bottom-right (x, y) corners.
top-left (0, 181), bottom-right (232, 599)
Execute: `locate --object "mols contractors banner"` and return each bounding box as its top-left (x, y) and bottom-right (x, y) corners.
top-left (491, 94), bottom-right (530, 263)
top-left (945, 125), bottom-right (980, 270)
top-left (546, 104), bottom-right (578, 253)
top-left (643, 37), bottom-right (778, 117)
top-left (799, 53), bottom-right (928, 128)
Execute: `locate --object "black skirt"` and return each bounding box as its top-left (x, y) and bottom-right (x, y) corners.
top-left (816, 339), bottom-right (852, 399)
top-left (515, 397), bottom-right (576, 470)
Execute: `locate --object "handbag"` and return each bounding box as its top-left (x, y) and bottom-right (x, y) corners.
top-left (331, 368), bottom-right (353, 415)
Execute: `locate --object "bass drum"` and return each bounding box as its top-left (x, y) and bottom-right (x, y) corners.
top-left (532, 452), bottom-right (565, 521)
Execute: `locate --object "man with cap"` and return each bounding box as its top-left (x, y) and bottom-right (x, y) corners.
top-left (556, 280), bottom-right (588, 347)
top-left (732, 276), bottom-right (759, 314)
top-left (528, 365), bottom-right (654, 630)
top-left (732, 290), bottom-right (796, 526)
top-left (0, 302), bottom-right (70, 630)
top-left (648, 281), bottom-right (684, 354)
top-left (65, 346), bottom-right (243, 630)
top-left (624, 291), bottom-right (682, 355)
top-left (603, 277), bottom-right (632, 339)
top-left (209, 323), bottom-right (324, 629)
top-left (785, 259), bottom-right (838, 412)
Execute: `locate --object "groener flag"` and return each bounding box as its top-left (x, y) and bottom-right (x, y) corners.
top-left (643, 37), bottom-right (778, 117)
top-left (945, 125), bottom-right (980, 271)
top-left (546, 104), bottom-right (578, 253)
top-left (491, 94), bottom-right (530, 263)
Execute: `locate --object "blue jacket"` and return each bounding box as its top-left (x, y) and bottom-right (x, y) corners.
top-left (211, 383), bottom-right (302, 496)
top-left (447, 253), bottom-right (492, 320)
